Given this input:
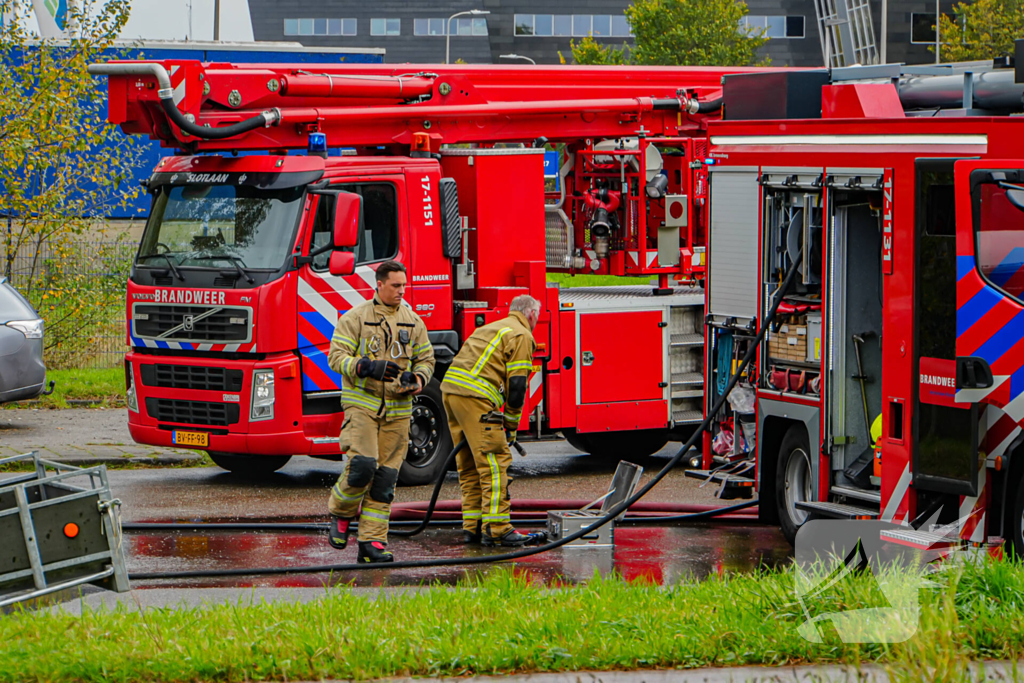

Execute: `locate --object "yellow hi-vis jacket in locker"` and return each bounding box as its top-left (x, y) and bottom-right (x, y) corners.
top-left (328, 294), bottom-right (435, 422)
top-left (441, 311), bottom-right (536, 428)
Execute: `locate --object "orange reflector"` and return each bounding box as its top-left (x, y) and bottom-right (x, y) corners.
top-left (63, 523), bottom-right (79, 538)
top-left (996, 456), bottom-right (1003, 471)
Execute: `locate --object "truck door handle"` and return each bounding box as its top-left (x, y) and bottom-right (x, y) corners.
top-left (582, 351), bottom-right (594, 366)
top-left (956, 356), bottom-right (994, 389)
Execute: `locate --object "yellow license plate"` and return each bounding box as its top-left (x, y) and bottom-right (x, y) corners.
top-left (172, 430), bottom-right (209, 447)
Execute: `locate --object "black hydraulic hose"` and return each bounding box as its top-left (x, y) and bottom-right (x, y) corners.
top-left (128, 252), bottom-right (801, 581)
top-left (158, 97), bottom-right (280, 141)
top-left (695, 97), bottom-right (724, 114)
top-left (390, 438), bottom-right (465, 537)
top-left (87, 63), bottom-right (281, 140)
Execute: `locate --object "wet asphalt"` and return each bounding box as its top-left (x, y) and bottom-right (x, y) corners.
top-left (104, 440), bottom-right (791, 589)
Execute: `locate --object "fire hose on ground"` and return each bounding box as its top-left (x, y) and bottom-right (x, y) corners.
top-left (126, 252), bottom-right (802, 580)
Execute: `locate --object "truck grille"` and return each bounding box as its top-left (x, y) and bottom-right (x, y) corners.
top-left (145, 398), bottom-right (240, 427)
top-left (132, 305), bottom-right (251, 344)
top-left (140, 364), bottom-right (244, 392)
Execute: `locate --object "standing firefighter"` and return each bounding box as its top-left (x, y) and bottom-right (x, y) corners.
top-left (442, 295), bottom-right (546, 547)
top-left (326, 261), bottom-right (435, 563)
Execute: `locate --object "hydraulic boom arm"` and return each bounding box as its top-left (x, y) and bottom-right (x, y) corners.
top-left (90, 61), bottom-right (773, 151)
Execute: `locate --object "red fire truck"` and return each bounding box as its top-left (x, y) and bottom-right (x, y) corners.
top-left (691, 61), bottom-right (1024, 555)
top-left (89, 60), bottom-right (759, 483)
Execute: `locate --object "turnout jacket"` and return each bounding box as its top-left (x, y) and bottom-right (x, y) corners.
top-left (328, 294), bottom-right (435, 422)
top-left (441, 311), bottom-right (536, 428)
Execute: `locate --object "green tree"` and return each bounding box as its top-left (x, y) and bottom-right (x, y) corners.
top-left (1, 0), bottom-right (142, 367)
top-left (568, 0), bottom-right (768, 66)
top-left (937, 0), bottom-right (1024, 61)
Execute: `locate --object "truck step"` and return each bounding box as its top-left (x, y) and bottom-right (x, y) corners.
top-left (671, 389), bottom-right (704, 399)
top-left (796, 500), bottom-right (878, 520)
top-left (670, 333), bottom-right (704, 347)
top-left (671, 372), bottom-right (704, 386)
top-left (879, 527), bottom-right (963, 550)
top-left (683, 469), bottom-right (755, 489)
top-left (672, 409), bottom-right (704, 424)
top-left (830, 485), bottom-right (881, 505)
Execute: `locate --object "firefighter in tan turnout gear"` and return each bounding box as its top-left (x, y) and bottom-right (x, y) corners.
top-left (326, 261), bottom-right (435, 563)
top-left (441, 295), bottom-right (546, 547)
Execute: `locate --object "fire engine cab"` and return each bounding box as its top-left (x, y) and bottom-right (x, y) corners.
top-left (693, 58), bottom-right (1024, 555)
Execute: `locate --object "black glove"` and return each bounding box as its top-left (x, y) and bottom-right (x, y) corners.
top-left (399, 371), bottom-right (420, 392)
top-left (355, 357), bottom-right (401, 382)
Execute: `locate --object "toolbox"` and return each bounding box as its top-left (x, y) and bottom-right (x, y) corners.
top-left (769, 318), bottom-right (809, 363)
top-left (548, 460), bottom-right (643, 547)
top-left (0, 452), bottom-right (129, 608)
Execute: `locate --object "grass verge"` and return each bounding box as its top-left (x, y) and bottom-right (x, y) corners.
top-left (4, 560), bottom-right (1024, 681)
top-left (547, 273), bottom-right (654, 288)
top-left (4, 368), bottom-right (124, 409)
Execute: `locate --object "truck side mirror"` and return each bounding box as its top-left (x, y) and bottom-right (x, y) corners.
top-left (333, 192), bottom-right (361, 248)
top-left (329, 251), bottom-right (355, 276)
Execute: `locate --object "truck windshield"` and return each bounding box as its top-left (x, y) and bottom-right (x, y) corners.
top-left (137, 184), bottom-right (304, 271)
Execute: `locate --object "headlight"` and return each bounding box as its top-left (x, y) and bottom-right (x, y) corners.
top-left (125, 360), bottom-right (138, 413)
top-left (7, 319), bottom-right (43, 339)
top-left (251, 368), bottom-right (275, 421)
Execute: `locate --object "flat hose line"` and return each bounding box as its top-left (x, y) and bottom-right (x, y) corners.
top-left (128, 252), bottom-right (800, 580)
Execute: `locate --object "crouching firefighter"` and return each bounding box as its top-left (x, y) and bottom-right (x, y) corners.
top-left (441, 295), bottom-right (546, 547)
top-left (326, 260), bottom-right (435, 563)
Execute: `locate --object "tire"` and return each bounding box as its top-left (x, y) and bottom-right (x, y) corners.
top-left (775, 426), bottom-right (814, 545)
top-left (562, 429), bottom-right (592, 454)
top-left (1009, 474), bottom-right (1024, 559)
top-left (399, 377), bottom-right (453, 486)
top-left (562, 428), bottom-right (668, 460)
top-left (208, 452), bottom-right (291, 475)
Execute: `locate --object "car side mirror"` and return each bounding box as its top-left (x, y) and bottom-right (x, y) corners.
top-left (329, 251), bottom-right (355, 276)
top-left (333, 192), bottom-right (361, 248)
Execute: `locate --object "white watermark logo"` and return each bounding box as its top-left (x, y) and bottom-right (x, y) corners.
top-left (793, 517), bottom-right (962, 643)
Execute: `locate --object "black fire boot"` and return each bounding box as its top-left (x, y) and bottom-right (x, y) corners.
top-left (328, 514), bottom-right (354, 550)
top-left (463, 520), bottom-right (482, 545)
top-left (482, 528), bottom-right (547, 548)
top-left (358, 540), bottom-right (395, 563)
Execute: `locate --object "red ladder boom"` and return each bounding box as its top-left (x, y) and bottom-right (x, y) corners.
top-left (89, 61), bottom-right (777, 151)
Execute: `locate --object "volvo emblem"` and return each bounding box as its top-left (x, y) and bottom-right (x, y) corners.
top-left (183, 314), bottom-right (194, 332)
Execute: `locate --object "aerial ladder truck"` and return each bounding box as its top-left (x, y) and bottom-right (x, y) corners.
top-left (89, 60), bottom-right (761, 483)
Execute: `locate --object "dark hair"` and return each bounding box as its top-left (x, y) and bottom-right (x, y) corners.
top-left (375, 260), bottom-right (407, 283)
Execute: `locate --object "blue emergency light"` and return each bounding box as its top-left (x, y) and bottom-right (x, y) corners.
top-left (308, 132), bottom-right (328, 154)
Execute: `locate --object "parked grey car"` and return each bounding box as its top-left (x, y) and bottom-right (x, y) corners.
top-left (0, 278), bottom-right (47, 403)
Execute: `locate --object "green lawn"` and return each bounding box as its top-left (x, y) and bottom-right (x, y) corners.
top-left (3, 560), bottom-right (1024, 681)
top-left (4, 368), bottom-right (124, 409)
top-left (547, 273), bottom-right (655, 288)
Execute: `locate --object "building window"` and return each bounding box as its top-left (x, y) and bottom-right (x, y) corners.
top-left (371, 18), bottom-right (401, 36)
top-left (572, 15), bottom-right (591, 36)
top-left (285, 18), bottom-right (356, 37)
top-left (742, 15), bottom-right (805, 38)
top-left (415, 18), bottom-right (448, 36)
top-left (911, 12), bottom-right (937, 43)
top-left (515, 14), bottom-right (630, 37)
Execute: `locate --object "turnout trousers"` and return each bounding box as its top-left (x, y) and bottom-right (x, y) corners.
top-left (327, 406), bottom-right (409, 543)
top-left (441, 392), bottom-right (514, 539)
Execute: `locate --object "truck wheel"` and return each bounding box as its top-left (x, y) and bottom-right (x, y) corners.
top-left (208, 452), bottom-right (291, 475)
top-left (562, 428), bottom-right (668, 460)
top-left (562, 429), bottom-right (592, 454)
top-left (775, 426), bottom-right (813, 545)
top-left (399, 377), bottom-right (453, 486)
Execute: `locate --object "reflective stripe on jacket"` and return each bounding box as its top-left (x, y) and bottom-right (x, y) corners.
top-left (441, 311), bottom-right (535, 423)
top-left (328, 294), bottom-right (434, 422)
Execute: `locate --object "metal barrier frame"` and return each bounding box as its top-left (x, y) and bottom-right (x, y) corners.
top-left (0, 452), bottom-right (130, 607)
